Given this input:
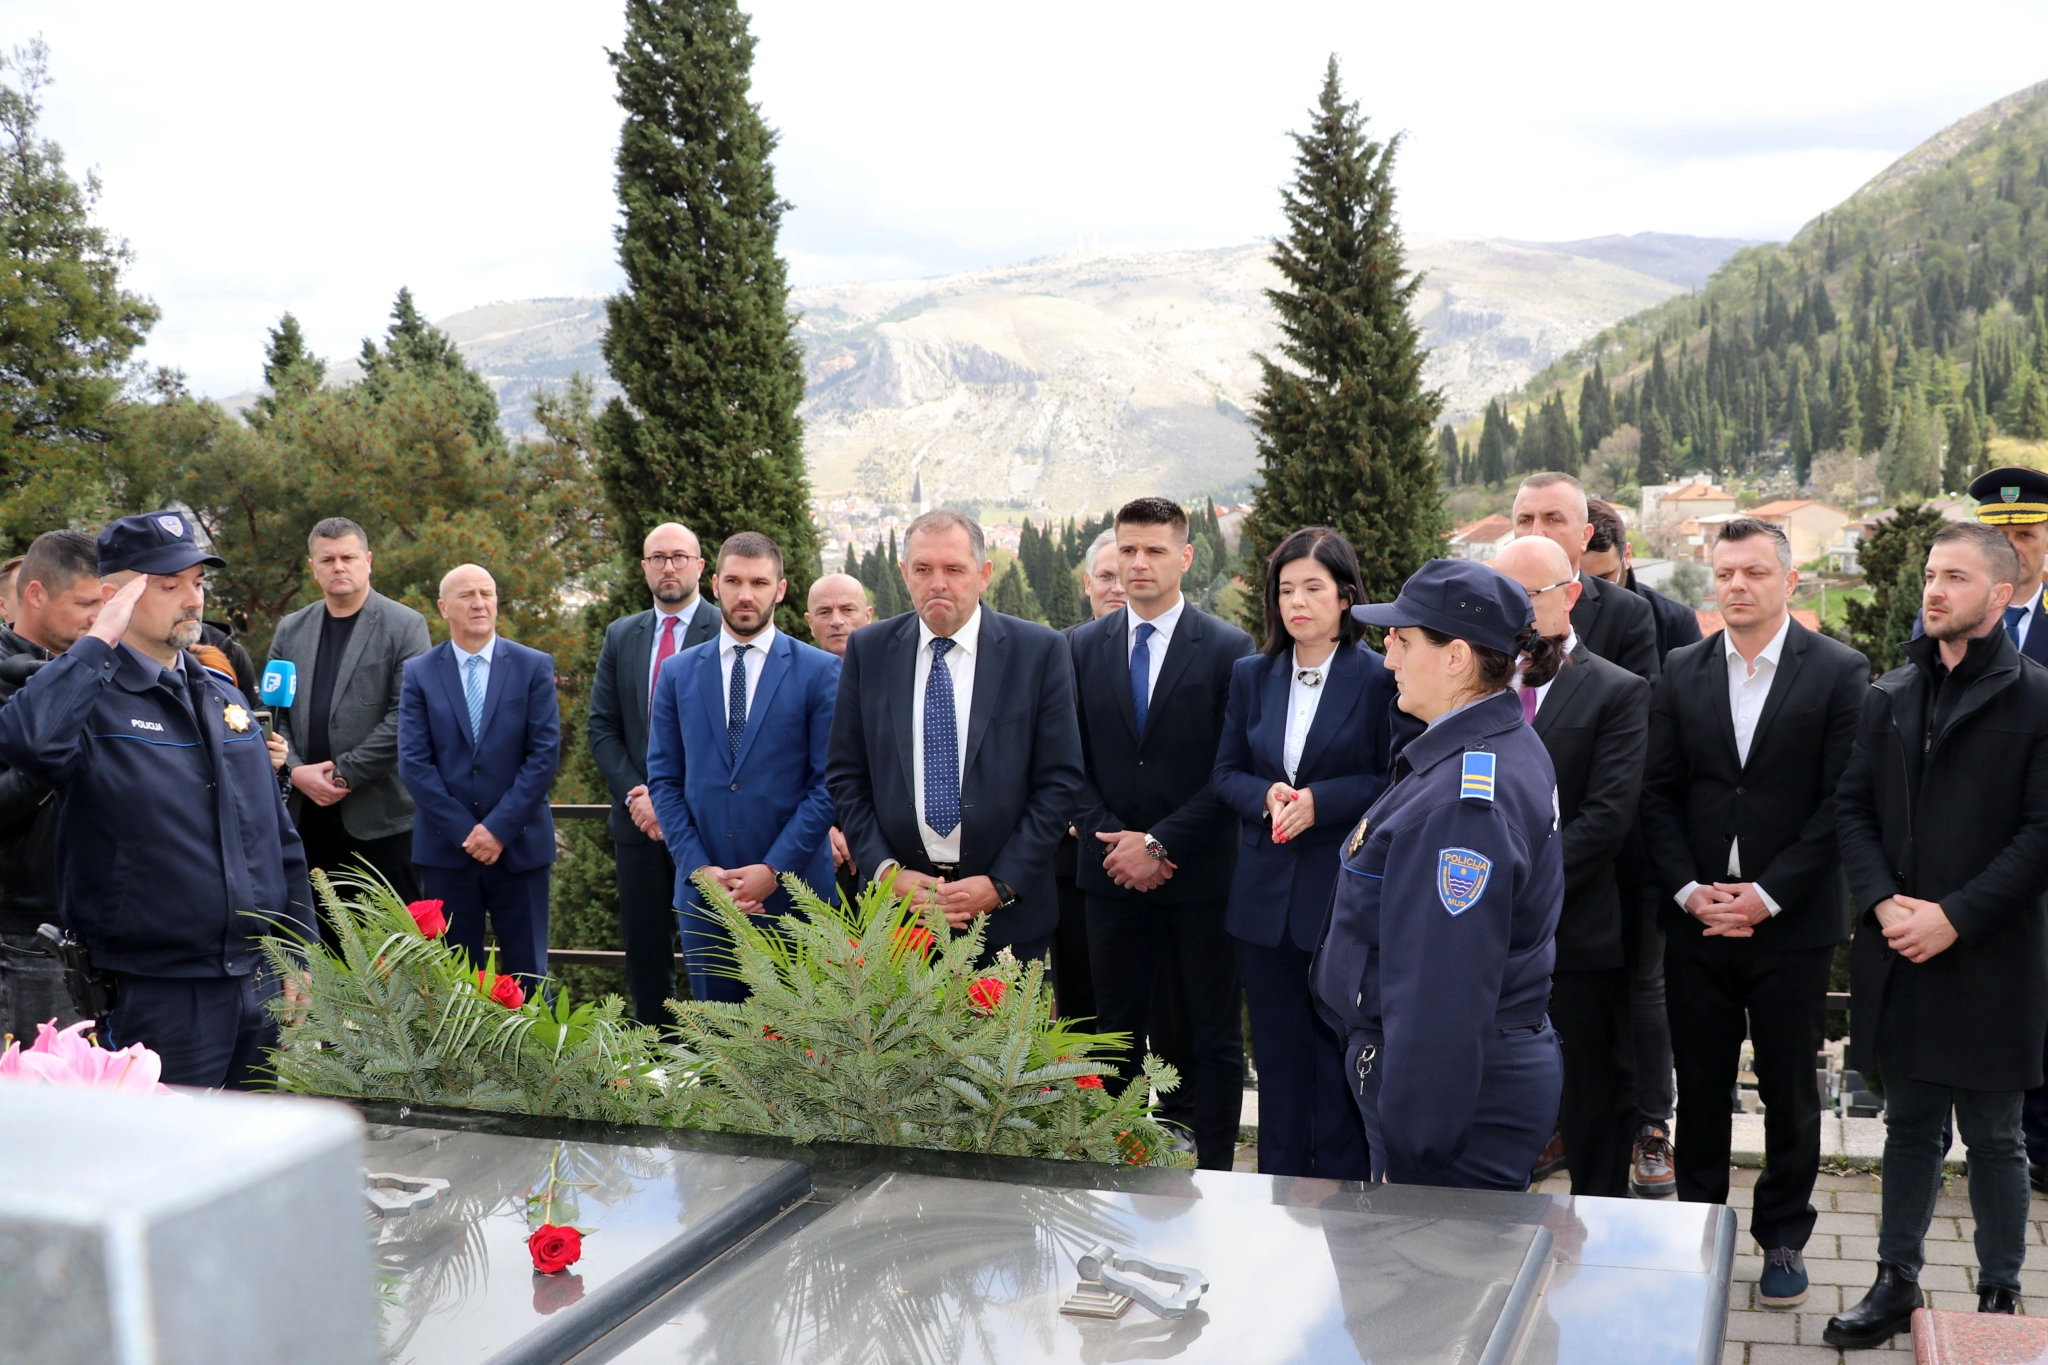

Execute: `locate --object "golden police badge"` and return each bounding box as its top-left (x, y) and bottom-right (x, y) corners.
top-left (223, 703), bottom-right (252, 733)
top-left (1347, 815), bottom-right (1369, 855)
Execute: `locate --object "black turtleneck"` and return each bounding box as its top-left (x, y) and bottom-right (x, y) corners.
top-left (1908, 627), bottom-right (2007, 749)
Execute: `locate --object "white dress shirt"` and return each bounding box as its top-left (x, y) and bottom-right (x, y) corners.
top-left (1514, 630), bottom-right (1580, 717)
top-left (912, 607), bottom-right (981, 864)
top-left (1283, 644), bottom-right (1333, 783)
top-left (717, 622), bottom-right (774, 722)
top-left (1675, 613), bottom-right (1791, 917)
top-left (648, 595), bottom-right (705, 697)
top-left (1126, 593), bottom-right (1186, 707)
top-left (2012, 583), bottom-right (2043, 651)
top-left (450, 634), bottom-right (498, 701)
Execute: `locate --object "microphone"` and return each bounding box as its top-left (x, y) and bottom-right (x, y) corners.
top-left (0, 656), bottom-right (46, 687)
top-left (258, 659), bottom-right (297, 708)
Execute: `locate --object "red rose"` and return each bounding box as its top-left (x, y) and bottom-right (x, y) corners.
top-left (1075, 1073), bottom-right (1105, 1090)
top-left (891, 925), bottom-right (936, 956)
top-left (528, 1223), bottom-right (583, 1274)
top-left (406, 899), bottom-right (448, 938)
top-left (479, 971), bottom-right (525, 1010)
top-left (967, 977), bottom-right (1005, 1014)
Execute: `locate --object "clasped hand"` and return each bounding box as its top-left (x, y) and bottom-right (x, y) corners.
top-left (892, 870), bottom-right (998, 928)
top-left (1685, 882), bottom-right (1772, 938)
top-left (462, 824), bottom-right (504, 866)
top-left (701, 863), bottom-right (779, 913)
top-left (1874, 895), bottom-right (1957, 963)
top-left (1097, 829), bottom-right (1173, 891)
top-left (625, 785), bottom-right (664, 842)
top-left (1265, 783), bottom-right (1315, 843)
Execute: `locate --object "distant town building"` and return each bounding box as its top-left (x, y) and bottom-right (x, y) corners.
top-left (1645, 480), bottom-right (1737, 530)
top-left (1447, 514), bottom-right (1516, 561)
top-left (1742, 499), bottom-right (1850, 566)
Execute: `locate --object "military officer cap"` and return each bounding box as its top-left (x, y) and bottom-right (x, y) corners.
top-left (97, 510), bottom-right (227, 576)
top-left (1350, 557), bottom-right (1534, 656)
top-left (1968, 467), bottom-right (2048, 526)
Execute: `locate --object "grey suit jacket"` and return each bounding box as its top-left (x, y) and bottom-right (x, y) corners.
top-left (588, 601), bottom-right (721, 844)
top-left (271, 589), bottom-right (434, 841)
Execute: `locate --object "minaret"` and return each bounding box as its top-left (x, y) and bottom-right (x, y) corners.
top-left (910, 468), bottom-right (928, 516)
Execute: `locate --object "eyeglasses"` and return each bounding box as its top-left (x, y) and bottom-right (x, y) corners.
top-left (642, 553), bottom-right (702, 569)
top-left (1526, 579), bottom-right (1575, 596)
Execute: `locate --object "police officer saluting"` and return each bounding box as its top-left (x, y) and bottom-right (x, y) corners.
top-left (0, 513), bottom-right (312, 1088)
top-left (1311, 559), bottom-right (1567, 1189)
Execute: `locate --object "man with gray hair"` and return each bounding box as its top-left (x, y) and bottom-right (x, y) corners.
top-left (1512, 471), bottom-right (1659, 680)
top-left (826, 509), bottom-right (1084, 962)
top-left (268, 517), bottom-right (432, 917)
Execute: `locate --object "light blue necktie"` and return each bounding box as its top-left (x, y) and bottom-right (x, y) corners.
top-left (2006, 604), bottom-right (2026, 648)
top-left (1130, 620), bottom-right (1155, 734)
top-left (463, 652), bottom-right (485, 742)
top-left (727, 643), bottom-right (752, 763)
top-left (924, 638), bottom-right (961, 838)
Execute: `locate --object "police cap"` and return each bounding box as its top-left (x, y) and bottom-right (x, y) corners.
top-left (98, 511), bottom-right (227, 576)
top-left (1351, 557), bottom-right (1533, 656)
top-left (1968, 467), bottom-right (2048, 526)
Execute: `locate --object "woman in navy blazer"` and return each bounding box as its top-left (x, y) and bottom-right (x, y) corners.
top-left (1214, 528), bottom-right (1396, 1179)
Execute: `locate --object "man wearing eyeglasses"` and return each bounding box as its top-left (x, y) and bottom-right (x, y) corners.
top-left (588, 523), bottom-right (718, 1026)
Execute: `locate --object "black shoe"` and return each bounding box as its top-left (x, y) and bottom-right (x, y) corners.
top-left (2031, 1161), bottom-right (2048, 1195)
top-left (1823, 1262), bottom-right (1923, 1350)
top-left (1980, 1284), bottom-right (2019, 1314)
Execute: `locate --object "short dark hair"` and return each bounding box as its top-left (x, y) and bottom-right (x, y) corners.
top-left (1115, 497), bottom-right (1189, 543)
top-left (1585, 499), bottom-right (1628, 556)
top-left (717, 531), bottom-right (785, 575)
top-left (308, 517), bottom-right (369, 553)
top-left (1713, 517), bottom-right (1792, 571)
top-left (1932, 521), bottom-right (2022, 586)
top-left (1261, 527), bottom-right (1366, 657)
top-left (20, 530), bottom-right (98, 595)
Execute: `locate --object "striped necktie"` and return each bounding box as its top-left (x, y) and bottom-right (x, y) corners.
top-left (463, 652), bottom-right (486, 742)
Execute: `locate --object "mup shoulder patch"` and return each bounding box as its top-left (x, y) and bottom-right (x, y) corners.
top-left (1437, 847), bottom-right (1492, 916)
top-left (1459, 750), bottom-right (1496, 803)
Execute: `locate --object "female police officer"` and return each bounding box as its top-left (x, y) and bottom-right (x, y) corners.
top-left (1309, 558), bottom-right (1567, 1190)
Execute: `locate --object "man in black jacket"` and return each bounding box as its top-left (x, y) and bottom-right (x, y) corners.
top-left (1584, 498), bottom-right (1703, 660)
top-left (1512, 472), bottom-right (1659, 681)
top-left (1071, 499), bottom-right (1254, 1169)
top-left (1492, 536), bottom-right (1650, 1196)
top-left (0, 531), bottom-right (102, 1042)
top-left (1639, 518), bottom-right (1869, 1311)
top-left (1823, 524), bottom-right (2048, 1348)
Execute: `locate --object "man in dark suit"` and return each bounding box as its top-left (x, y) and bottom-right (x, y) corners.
top-left (1070, 499), bottom-right (1254, 1169)
top-left (646, 533), bottom-right (840, 1003)
top-left (1585, 495), bottom-right (1700, 1195)
top-left (1491, 536), bottom-right (1650, 1197)
top-left (1512, 472), bottom-right (1659, 681)
top-left (588, 523), bottom-right (719, 1025)
top-left (398, 564), bottom-right (562, 984)
top-left (826, 510), bottom-right (1084, 961)
top-left (1639, 518), bottom-right (1869, 1312)
top-left (271, 517), bottom-right (432, 913)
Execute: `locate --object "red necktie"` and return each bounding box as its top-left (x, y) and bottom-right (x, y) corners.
top-left (651, 614), bottom-right (679, 708)
top-left (1519, 685), bottom-right (1538, 724)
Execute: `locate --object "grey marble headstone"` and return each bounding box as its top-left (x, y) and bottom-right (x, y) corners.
top-left (0, 1085), bottom-right (377, 1365)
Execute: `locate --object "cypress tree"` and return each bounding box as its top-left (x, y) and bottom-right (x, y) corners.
top-left (1945, 403), bottom-right (1981, 491)
top-left (2019, 372), bottom-right (2048, 441)
top-left (1436, 424), bottom-right (1460, 484)
top-left (1787, 372), bottom-right (1813, 480)
top-left (596, 0), bottom-right (817, 631)
top-left (1238, 58), bottom-right (1446, 634)
top-left (1639, 411), bottom-right (1671, 485)
top-left (841, 543), bottom-right (858, 577)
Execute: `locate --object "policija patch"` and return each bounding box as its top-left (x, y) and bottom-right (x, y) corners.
top-left (1437, 847), bottom-right (1491, 916)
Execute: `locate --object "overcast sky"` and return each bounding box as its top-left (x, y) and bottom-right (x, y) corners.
top-left (12, 0), bottom-right (2048, 396)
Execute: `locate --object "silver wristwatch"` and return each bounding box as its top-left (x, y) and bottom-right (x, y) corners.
top-left (1143, 834), bottom-right (1170, 862)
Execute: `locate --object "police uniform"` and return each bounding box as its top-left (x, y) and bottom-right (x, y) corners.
top-left (1310, 560), bottom-right (1566, 1190)
top-left (0, 513), bottom-right (313, 1088)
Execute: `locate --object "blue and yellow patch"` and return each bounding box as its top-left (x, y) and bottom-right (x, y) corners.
top-left (1437, 847), bottom-right (1492, 916)
top-left (1459, 750), bottom-right (1496, 804)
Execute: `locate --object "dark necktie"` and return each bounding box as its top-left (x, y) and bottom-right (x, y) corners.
top-left (1520, 685), bottom-right (1538, 724)
top-left (651, 613), bottom-right (679, 709)
top-left (727, 643), bottom-right (751, 763)
top-left (1130, 621), bottom-right (1155, 734)
top-left (924, 637), bottom-right (961, 837)
top-left (2006, 604), bottom-right (2026, 648)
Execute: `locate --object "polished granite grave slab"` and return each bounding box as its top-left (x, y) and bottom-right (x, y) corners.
top-left (361, 1124), bottom-right (806, 1365)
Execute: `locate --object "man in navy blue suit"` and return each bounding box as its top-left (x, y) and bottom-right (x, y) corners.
top-left (645, 532), bottom-right (840, 1004)
top-left (826, 510), bottom-right (1085, 961)
top-left (398, 564), bottom-right (561, 983)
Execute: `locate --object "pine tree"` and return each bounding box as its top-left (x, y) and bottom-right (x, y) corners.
top-left (1841, 502), bottom-right (1948, 675)
top-left (990, 560), bottom-right (1041, 622)
top-left (1945, 403), bottom-right (1981, 491)
top-left (358, 289), bottom-right (504, 453)
top-left (1237, 58), bottom-right (1446, 634)
top-left (596, 0), bottom-right (816, 631)
top-left (248, 311), bottom-right (326, 430)
top-left (2020, 373), bottom-right (2048, 441)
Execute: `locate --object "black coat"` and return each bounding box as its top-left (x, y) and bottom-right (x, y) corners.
top-left (1570, 571), bottom-right (1660, 681)
top-left (1070, 603), bottom-right (1254, 903)
top-left (588, 603), bottom-right (720, 844)
top-left (1532, 642), bottom-right (1651, 971)
top-left (1628, 572), bottom-right (1705, 661)
top-left (0, 624), bottom-right (55, 935)
top-left (826, 608), bottom-right (1085, 947)
top-left (1838, 631), bottom-right (2048, 1091)
top-left (1639, 618), bottom-right (1869, 952)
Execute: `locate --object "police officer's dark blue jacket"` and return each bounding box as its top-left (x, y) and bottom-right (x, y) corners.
top-left (0, 635), bottom-right (314, 977)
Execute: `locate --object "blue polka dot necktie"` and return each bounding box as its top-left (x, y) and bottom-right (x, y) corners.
top-left (2006, 604), bottom-right (2026, 648)
top-left (1130, 620), bottom-right (1155, 734)
top-left (924, 637), bottom-right (961, 838)
top-left (463, 653), bottom-right (485, 743)
top-left (727, 643), bottom-right (751, 763)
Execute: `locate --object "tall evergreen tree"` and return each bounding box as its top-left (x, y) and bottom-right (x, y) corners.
top-left (248, 311), bottom-right (326, 430)
top-left (1477, 399), bottom-right (1515, 484)
top-left (1859, 332), bottom-right (1893, 452)
top-left (2019, 372), bottom-right (2048, 441)
top-left (1238, 58), bottom-right (1446, 632)
top-left (1435, 424), bottom-right (1460, 484)
top-left (1786, 371), bottom-right (1813, 481)
top-left (358, 289), bottom-right (503, 453)
top-left (1638, 411), bottom-right (1671, 485)
top-left (1945, 403), bottom-right (1981, 492)
top-left (596, 0), bottom-right (816, 631)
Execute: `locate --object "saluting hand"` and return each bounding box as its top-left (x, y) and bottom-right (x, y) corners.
top-left (88, 572), bottom-right (150, 647)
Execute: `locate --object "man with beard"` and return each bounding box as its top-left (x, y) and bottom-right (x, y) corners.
top-left (645, 533), bottom-right (840, 1002)
top-left (589, 523), bottom-right (719, 1025)
top-left (0, 513), bottom-right (313, 1087)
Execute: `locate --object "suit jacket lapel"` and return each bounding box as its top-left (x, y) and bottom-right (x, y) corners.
top-left (1705, 634), bottom-right (1741, 770)
top-left (1532, 649), bottom-right (1588, 739)
top-left (1297, 643), bottom-right (1363, 778)
top-left (625, 610), bottom-right (658, 734)
top-left (475, 645), bottom-right (513, 750)
top-left (1743, 623), bottom-right (1807, 773)
top-left (434, 645), bottom-right (476, 755)
top-left (887, 615), bottom-right (918, 799)
top-left (2026, 614), bottom-right (2048, 666)
top-left (731, 632), bottom-right (791, 775)
top-left (963, 610), bottom-right (1005, 776)
top-left (328, 594), bottom-right (379, 727)
top-left (1105, 609), bottom-right (1140, 744)
top-left (1257, 651), bottom-right (1291, 775)
top-left (698, 637), bottom-right (731, 750)
top-left (1570, 572), bottom-right (1604, 644)
top-left (685, 601), bottom-right (720, 649)
top-left (1143, 607), bottom-right (1202, 744)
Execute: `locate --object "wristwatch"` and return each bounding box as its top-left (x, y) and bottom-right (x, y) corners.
top-left (992, 880), bottom-right (1020, 910)
top-left (1143, 834), bottom-right (1170, 862)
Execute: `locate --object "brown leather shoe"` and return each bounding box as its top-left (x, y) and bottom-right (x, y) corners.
top-left (1630, 1123), bottom-right (1676, 1198)
top-left (1531, 1129), bottom-right (1569, 1183)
